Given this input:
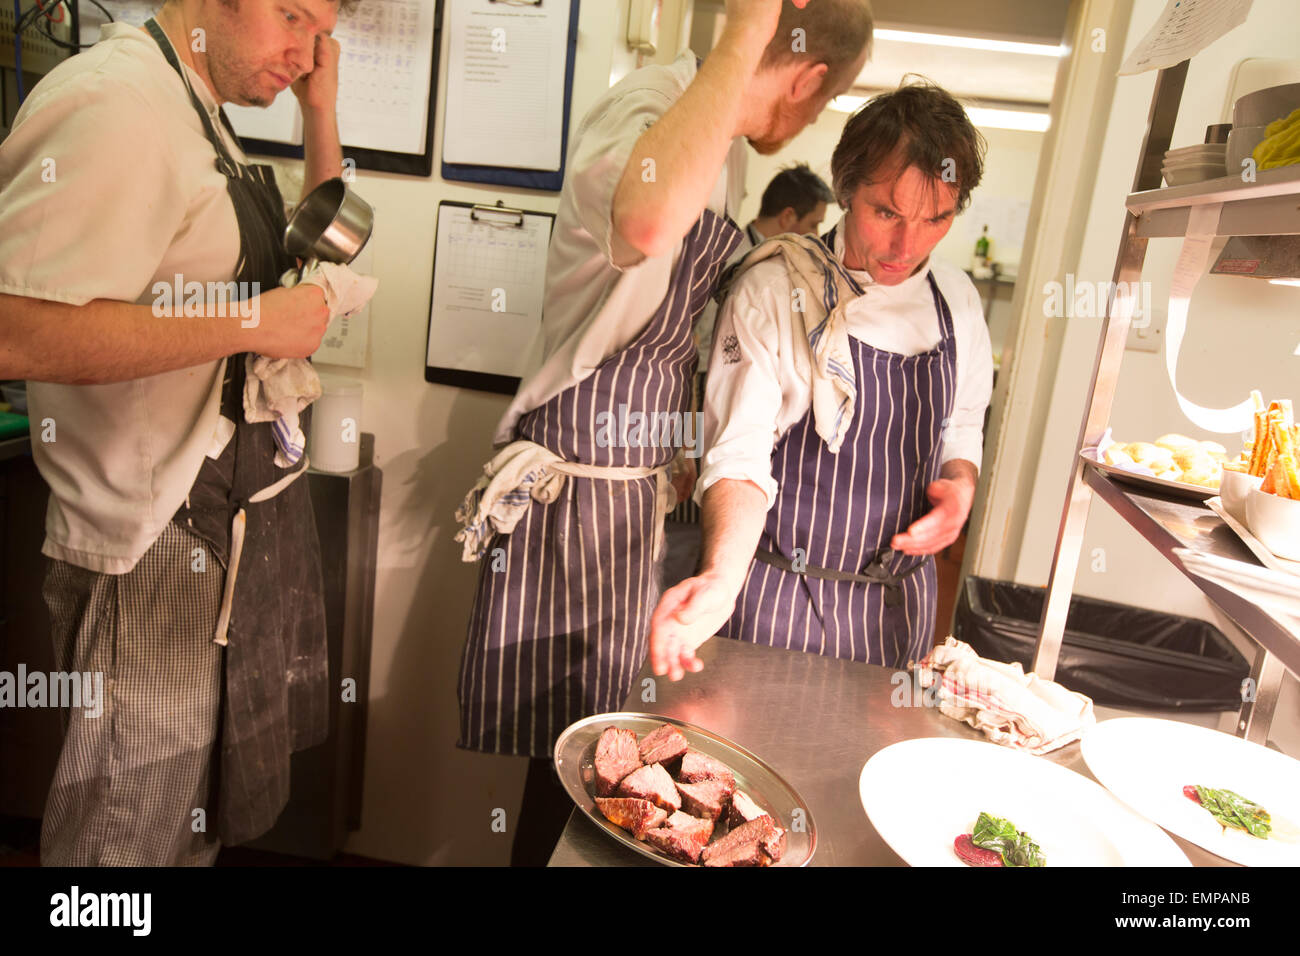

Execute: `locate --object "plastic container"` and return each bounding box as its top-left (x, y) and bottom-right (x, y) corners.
top-left (308, 374), bottom-right (363, 473)
top-left (953, 577), bottom-right (1249, 711)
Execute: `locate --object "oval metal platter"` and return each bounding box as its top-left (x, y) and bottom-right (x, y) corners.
top-left (553, 712), bottom-right (817, 867)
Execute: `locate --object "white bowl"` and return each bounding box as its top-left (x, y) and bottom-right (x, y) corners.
top-left (1163, 145), bottom-right (1226, 163)
top-left (1233, 82), bottom-right (1300, 128)
top-left (1219, 468), bottom-right (1263, 524)
top-left (1245, 486), bottom-right (1300, 561)
top-left (1226, 125), bottom-right (1270, 173)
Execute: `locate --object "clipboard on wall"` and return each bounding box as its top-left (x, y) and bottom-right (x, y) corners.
top-left (440, 0), bottom-right (581, 192)
top-left (425, 200), bottom-right (556, 394)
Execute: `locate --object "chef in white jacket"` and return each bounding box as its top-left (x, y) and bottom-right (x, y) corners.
top-left (650, 81), bottom-right (994, 678)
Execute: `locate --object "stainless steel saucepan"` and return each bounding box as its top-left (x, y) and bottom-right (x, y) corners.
top-left (280, 177), bottom-right (374, 287)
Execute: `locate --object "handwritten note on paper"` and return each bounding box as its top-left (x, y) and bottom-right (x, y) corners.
top-left (442, 0), bottom-right (571, 172)
top-left (1119, 0), bottom-right (1253, 76)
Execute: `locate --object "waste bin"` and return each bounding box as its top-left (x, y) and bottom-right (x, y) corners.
top-left (953, 577), bottom-right (1249, 711)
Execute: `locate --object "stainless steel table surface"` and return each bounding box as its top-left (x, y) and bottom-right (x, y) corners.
top-left (547, 636), bottom-right (1234, 867)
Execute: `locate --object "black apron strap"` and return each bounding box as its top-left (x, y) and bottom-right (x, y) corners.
top-left (753, 547), bottom-right (924, 608)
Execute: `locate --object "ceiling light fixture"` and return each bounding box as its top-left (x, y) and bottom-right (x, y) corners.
top-left (874, 28), bottom-right (1064, 58)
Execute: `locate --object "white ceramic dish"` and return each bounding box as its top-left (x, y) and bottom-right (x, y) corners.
top-left (859, 737), bottom-right (1190, 867)
top-left (1233, 82), bottom-right (1300, 128)
top-left (1218, 468), bottom-right (1263, 524)
top-left (1082, 718), bottom-right (1300, 867)
top-left (1245, 486), bottom-right (1300, 561)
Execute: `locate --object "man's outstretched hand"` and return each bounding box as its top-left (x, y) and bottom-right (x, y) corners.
top-left (891, 460), bottom-right (978, 555)
top-left (648, 571), bottom-right (739, 682)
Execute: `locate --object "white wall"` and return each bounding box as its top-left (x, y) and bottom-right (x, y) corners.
top-left (1011, 0), bottom-right (1300, 754)
top-left (283, 1), bottom-right (633, 867)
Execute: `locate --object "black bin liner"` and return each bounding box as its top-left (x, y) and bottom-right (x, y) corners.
top-left (953, 577), bottom-right (1249, 711)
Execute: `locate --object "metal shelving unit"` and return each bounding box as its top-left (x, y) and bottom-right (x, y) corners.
top-left (1031, 59), bottom-right (1300, 746)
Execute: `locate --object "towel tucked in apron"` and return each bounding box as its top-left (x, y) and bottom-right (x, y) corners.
top-left (457, 209), bottom-right (741, 757)
top-left (720, 224), bottom-right (958, 668)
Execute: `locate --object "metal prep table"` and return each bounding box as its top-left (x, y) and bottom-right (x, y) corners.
top-left (548, 636), bottom-right (1235, 867)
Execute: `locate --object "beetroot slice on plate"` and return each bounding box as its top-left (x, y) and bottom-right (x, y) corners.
top-left (954, 833), bottom-right (1004, 867)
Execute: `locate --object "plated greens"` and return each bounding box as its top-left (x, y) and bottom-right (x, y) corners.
top-left (953, 811), bottom-right (1046, 867)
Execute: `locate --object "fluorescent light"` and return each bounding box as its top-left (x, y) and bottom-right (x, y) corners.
top-left (830, 95), bottom-right (868, 113)
top-left (874, 28), bottom-right (1064, 57)
top-left (1269, 278), bottom-right (1300, 287)
top-left (965, 107), bottom-right (1051, 132)
top-left (830, 97), bottom-right (1050, 132)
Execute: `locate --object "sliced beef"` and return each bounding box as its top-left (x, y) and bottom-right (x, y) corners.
top-left (675, 778), bottom-right (735, 822)
top-left (728, 788), bottom-right (767, 828)
top-left (677, 750), bottom-right (736, 789)
top-left (701, 815), bottom-right (787, 867)
top-left (638, 724), bottom-right (689, 766)
top-left (617, 762), bottom-right (682, 812)
top-left (593, 726), bottom-right (642, 796)
top-left (594, 797), bottom-right (668, 840)
top-left (664, 810), bottom-right (714, 847)
top-left (646, 827), bottom-right (705, 864)
top-left (645, 812), bottom-right (715, 864)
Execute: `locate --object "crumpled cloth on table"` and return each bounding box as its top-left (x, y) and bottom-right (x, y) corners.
top-left (911, 636), bottom-right (1095, 755)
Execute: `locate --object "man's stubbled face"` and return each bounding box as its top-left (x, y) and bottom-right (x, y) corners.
top-left (200, 0), bottom-right (337, 107)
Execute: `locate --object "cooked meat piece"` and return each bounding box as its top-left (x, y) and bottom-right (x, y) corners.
top-left (594, 726), bottom-right (642, 796)
top-left (728, 788), bottom-right (766, 828)
top-left (594, 797), bottom-right (668, 840)
top-left (701, 815), bottom-right (786, 867)
top-left (644, 810), bottom-right (716, 864)
top-left (677, 750), bottom-right (736, 788)
top-left (645, 827), bottom-right (706, 864)
top-left (675, 778), bottom-right (735, 822)
top-left (953, 834), bottom-right (1003, 867)
top-left (617, 762), bottom-right (682, 812)
top-left (638, 724), bottom-right (689, 766)
top-left (664, 810), bottom-right (714, 846)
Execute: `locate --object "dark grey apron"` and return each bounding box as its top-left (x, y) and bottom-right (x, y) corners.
top-left (146, 18), bottom-right (329, 846)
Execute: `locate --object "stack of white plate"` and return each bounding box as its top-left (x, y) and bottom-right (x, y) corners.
top-left (1162, 143), bottom-right (1227, 186)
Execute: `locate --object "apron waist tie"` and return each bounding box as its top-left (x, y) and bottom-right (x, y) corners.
top-left (753, 546), bottom-right (925, 608)
top-left (455, 438), bottom-right (676, 563)
top-left (212, 456), bottom-right (311, 646)
top-left (547, 459), bottom-right (674, 561)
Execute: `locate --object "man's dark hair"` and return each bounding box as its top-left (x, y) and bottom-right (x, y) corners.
top-left (758, 163), bottom-right (834, 219)
top-left (759, 0), bottom-right (874, 94)
top-left (830, 78), bottom-right (986, 213)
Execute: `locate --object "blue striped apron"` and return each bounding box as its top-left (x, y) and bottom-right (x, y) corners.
top-left (458, 209), bottom-right (742, 756)
top-left (720, 226), bottom-right (958, 667)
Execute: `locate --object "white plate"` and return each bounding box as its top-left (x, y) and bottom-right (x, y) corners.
top-left (858, 738), bottom-right (1190, 867)
top-left (1081, 718), bottom-right (1300, 867)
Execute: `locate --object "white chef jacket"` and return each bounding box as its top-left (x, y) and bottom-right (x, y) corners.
top-left (494, 53), bottom-right (748, 446)
top-left (698, 219), bottom-right (994, 508)
top-left (0, 23), bottom-right (251, 573)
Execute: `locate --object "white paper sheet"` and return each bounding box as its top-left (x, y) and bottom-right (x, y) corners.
top-left (1119, 0), bottom-right (1254, 76)
top-left (427, 205), bottom-right (551, 378)
top-left (441, 0), bottom-right (571, 171)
